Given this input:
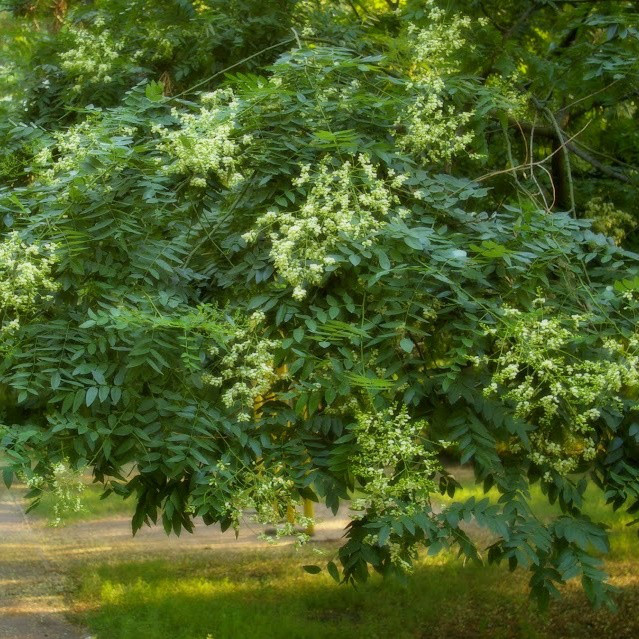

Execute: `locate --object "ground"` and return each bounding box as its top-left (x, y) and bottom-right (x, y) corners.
top-left (1, 476), bottom-right (638, 639)
top-left (0, 488), bottom-right (86, 639)
top-left (0, 483), bottom-right (350, 639)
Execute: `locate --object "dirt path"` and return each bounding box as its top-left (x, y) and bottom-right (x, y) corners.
top-left (37, 499), bottom-right (351, 568)
top-left (0, 487), bottom-right (88, 639)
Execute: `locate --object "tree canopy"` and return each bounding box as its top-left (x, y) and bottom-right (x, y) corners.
top-left (1, 0), bottom-right (638, 608)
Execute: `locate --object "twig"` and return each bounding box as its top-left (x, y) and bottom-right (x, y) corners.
top-left (502, 3), bottom-right (540, 42)
top-left (475, 121), bottom-right (591, 183)
top-left (291, 28), bottom-right (302, 49)
top-left (537, 164), bottom-right (557, 211)
top-left (346, 0), bottom-right (362, 20)
top-left (559, 78), bottom-right (621, 112)
top-left (511, 119), bottom-right (634, 184)
top-left (171, 38), bottom-right (296, 100)
top-left (501, 117), bottom-right (546, 210)
top-left (528, 119), bottom-right (551, 211)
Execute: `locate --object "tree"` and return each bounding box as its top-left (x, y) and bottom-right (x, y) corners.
top-left (0, 0), bottom-right (638, 608)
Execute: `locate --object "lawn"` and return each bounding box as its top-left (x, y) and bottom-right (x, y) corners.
top-left (66, 478), bottom-right (639, 639)
top-left (34, 481), bottom-right (134, 524)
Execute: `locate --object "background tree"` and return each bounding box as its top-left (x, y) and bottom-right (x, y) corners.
top-left (0, 0), bottom-right (638, 609)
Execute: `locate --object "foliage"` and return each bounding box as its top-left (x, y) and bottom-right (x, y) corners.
top-left (0, 0), bottom-right (638, 609)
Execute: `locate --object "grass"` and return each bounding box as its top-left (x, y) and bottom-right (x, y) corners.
top-left (68, 477), bottom-right (639, 639)
top-left (33, 481), bottom-right (133, 523)
top-left (72, 552), bottom-right (530, 639)
top-left (71, 550), bottom-right (639, 639)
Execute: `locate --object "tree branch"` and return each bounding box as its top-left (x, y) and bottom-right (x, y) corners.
top-left (502, 3), bottom-right (541, 42)
top-left (534, 99), bottom-right (576, 216)
top-left (566, 142), bottom-right (633, 184)
top-left (511, 120), bottom-right (635, 184)
top-left (346, 0), bottom-right (362, 20)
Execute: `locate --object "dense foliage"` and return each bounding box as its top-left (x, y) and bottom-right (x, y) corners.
top-left (1, 0), bottom-right (638, 608)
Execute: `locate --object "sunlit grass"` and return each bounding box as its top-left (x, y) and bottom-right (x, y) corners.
top-left (69, 550), bottom-right (549, 639)
top-left (69, 475), bottom-right (639, 639)
top-left (72, 548), bottom-right (639, 639)
top-left (33, 481), bottom-right (133, 523)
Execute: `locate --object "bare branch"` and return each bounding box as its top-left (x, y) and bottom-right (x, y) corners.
top-left (566, 143), bottom-right (634, 184)
top-left (474, 121), bottom-right (591, 184)
top-left (346, 0), bottom-right (362, 20)
top-left (511, 119), bottom-right (635, 184)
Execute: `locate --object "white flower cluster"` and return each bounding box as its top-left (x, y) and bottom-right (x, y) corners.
top-left (352, 405), bottom-right (438, 515)
top-left (395, 6), bottom-right (481, 164)
top-left (26, 461), bottom-right (85, 527)
top-left (407, 4), bottom-right (475, 73)
top-left (59, 21), bottom-right (125, 90)
top-left (49, 460), bottom-right (86, 526)
top-left (202, 311), bottom-right (280, 422)
top-left (362, 529), bottom-right (417, 571)
top-left (33, 118), bottom-right (137, 195)
top-left (210, 462), bottom-right (312, 545)
top-left (484, 73), bottom-right (529, 118)
top-left (315, 79), bottom-right (362, 114)
top-left (136, 26), bottom-right (175, 63)
top-left (48, 121), bottom-right (99, 180)
top-left (0, 232), bottom-right (58, 339)
top-left (157, 88), bottom-right (250, 188)
top-left (397, 78), bottom-right (476, 164)
top-left (484, 306), bottom-right (639, 478)
top-left (244, 155), bottom-right (404, 300)
top-left (586, 197), bottom-right (635, 245)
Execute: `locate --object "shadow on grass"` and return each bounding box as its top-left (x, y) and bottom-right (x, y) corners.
top-left (72, 551), bottom-right (639, 639)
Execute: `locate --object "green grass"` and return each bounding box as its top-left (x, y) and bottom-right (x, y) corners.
top-left (72, 550), bottom-right (639, 639)
top-left (69, 479), bottom-right (639, 639)
top-left (33, 481), bottom-right (133, 523)
top-left (73, 552), bottom-right (544, 639)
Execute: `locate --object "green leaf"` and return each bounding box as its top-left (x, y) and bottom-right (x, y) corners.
top-left (377, 250), bottom-right (391, 270)
top-left (145, 81), bottom-right (165, 102)
top-left (377, 525), bottom-right (391, 546)
top-left (302, 565), bottom-right (322, 574)
top-left (50, 371), bottom-right (61, 390)
top-left (2, 468), bottom-right (13, 489)
top-left (86, 387), bottom-right (99, 407)
top-left (92, 369), bottom-right (106, 385)
top-left (111, 386), bottom-right (122, 404)
top-left (327, 561), bottom-right (340, 582)
top-left (72, 389), bottom-right (85, 413)
top-left (400, 338), bottom-right (414, 353)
